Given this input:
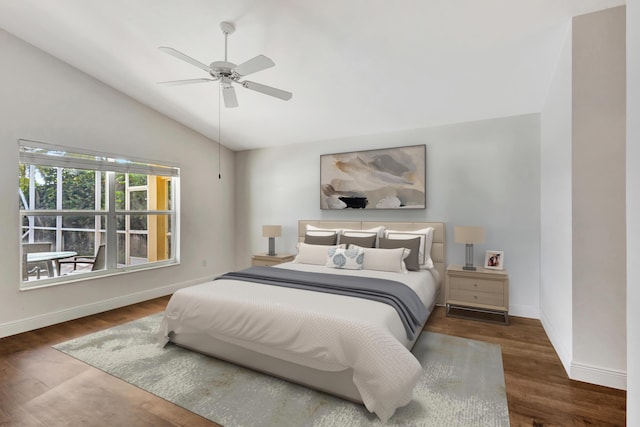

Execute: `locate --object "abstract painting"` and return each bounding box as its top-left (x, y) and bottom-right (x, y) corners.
top-left (320, 145), bottom-right (426, 210)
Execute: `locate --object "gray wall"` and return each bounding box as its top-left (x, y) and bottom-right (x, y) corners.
top-left (0, 30), bottom-right (236, 337)
top-left (540, 6), bottom-right (627, 391)
top-left (571, 6), bottom-right (626, 386)
top-left (627, 0), bottom-right (639, 422)
top-left (540, 22), bottom-right (573, 374)
top-left (236, 114), bottom-right (541, 318)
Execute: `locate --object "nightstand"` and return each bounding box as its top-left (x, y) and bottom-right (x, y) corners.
top-left (445, 264), bottom-right (509, 324)
top-left (251, 253), bottom-right (295, 267)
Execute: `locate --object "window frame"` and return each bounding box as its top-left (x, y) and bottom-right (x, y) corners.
top-left (19, 139), bottom-right (180, 290)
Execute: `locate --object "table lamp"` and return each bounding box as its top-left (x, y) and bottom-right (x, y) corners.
top-left (454, 226), bottom-right (485, 270)
top-left (262, 225), bottom-right (282, 256)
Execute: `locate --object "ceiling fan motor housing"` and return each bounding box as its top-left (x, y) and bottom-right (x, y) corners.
top-left (209, 61), bottom-right (237, 79)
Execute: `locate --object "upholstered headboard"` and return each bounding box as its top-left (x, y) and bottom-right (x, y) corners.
top-left (298, 220), bottom-right (446, 296)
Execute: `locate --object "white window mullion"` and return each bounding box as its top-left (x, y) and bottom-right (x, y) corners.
top-left (172, 177), bottom-right (179, 261)
top-left (28, 165), bottom-right (36, 243)
top-left (95, 171), bottom-right (101, 250)
top-left (105, 171), bottom-right (117, 270)
top-left (56, 167), bottom-right (63, 251)
top-left (125, 175), bottom-right (130, 265)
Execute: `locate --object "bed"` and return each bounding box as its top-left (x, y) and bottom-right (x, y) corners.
top-left (159, 220), bottom-right (445, 421)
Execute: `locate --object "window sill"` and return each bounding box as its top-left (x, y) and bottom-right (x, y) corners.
top-left (19, 260), bottom-right (180, 291)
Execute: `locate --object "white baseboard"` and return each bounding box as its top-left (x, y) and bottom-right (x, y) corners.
top-left (507, 303), bottom-right (539, 319)
top-left (0, 276), bottom-right (213, 338)
top-left (538, 310), bottom-right (627, 390)
top-left (570, 361), bottom-right (627, 390)
top-left (539, 309), bottom-right (572, 375)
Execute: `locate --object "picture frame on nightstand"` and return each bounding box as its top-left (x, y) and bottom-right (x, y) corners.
top-left (484, 250), bottom-right (504, 270)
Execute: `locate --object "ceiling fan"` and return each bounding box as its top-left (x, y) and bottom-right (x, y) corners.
top-left (158, 21), bottom-right (292, 108)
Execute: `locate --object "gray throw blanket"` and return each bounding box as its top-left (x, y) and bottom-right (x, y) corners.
top-left (215, 266), bottom-right (428, 340)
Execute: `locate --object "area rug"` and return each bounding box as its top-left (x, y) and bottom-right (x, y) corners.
top-left (53, 313), bottom-right (510, 427)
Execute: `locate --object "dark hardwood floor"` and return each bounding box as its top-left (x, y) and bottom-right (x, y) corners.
top-left (0, 297), bottom-right (626, 426)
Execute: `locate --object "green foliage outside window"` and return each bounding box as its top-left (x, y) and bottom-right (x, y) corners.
top-left (19, 165), bottom-right (148, 258)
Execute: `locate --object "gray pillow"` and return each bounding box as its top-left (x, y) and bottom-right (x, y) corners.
top-left (304, 233), bottom-right (338, 245)
top-left (379, 237), bottom-right (421, 271)
top-left (340, 234), bottom-right (377, 248)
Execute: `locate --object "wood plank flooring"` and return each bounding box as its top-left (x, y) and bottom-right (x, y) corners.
top-left (0, 297), bottom-right (626, 426)
top-left (424, 308), bottom-right (626, 426)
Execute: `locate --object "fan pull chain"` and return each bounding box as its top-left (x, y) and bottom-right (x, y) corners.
top-left (218, 83), bottom-right (222, 179)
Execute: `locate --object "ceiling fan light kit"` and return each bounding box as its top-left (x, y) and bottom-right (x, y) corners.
top-left (158, 21), bottom-right (292, 108)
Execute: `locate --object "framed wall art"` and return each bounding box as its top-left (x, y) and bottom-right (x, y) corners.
top-left (320, 145), bottom-right (426, 210)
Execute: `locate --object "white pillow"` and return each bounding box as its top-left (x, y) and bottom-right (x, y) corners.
top-left (359, 246), bottom-right (410, 273)
top-left (306, 224), bottom-right (342, 237)
top-left (326, 246), bottom-right (364, 270)
top-left (340, 226), bottom-right (386, 246)
top-left (294, 242), bottom-right (345, 265)
top-left (384, 227), bottom-right (435, 269)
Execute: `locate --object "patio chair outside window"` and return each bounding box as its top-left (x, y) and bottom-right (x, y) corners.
top-left (59, 244), bottom-right (106, 273)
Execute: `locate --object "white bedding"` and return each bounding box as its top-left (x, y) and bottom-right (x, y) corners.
top-left (159, 263), bottom-right (440, 421)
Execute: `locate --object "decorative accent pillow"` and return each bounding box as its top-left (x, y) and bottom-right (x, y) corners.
top-left (384, 227), bottom-right (435, 268)
top-left (326, 246), bottom-right (364, 270)
top-left (379, 236), bottom-right (421, 271)
top-left (359, 247), bottom-right (410, 273)
top-left (340, 234), bottom-right (377, 248)
top-left (304, 233), bottom-right (338, 245)
top-left (306, 224), bottom-right (342, 237)
top-left (294, 242), bottom-right (345, 265)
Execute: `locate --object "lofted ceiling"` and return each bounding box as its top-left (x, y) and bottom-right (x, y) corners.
top-left (0, 0), bottom-right (625, 151)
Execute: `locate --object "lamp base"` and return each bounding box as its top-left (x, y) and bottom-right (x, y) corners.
top-left (463, 243), bottom-right (476, 271)
top-left (267, 237), bottom-right (277, 256)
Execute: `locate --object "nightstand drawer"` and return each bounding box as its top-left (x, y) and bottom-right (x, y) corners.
top-left (449, 288), bottom-right (505, 307)
top-left (449, 276), bottom-right (503, 294)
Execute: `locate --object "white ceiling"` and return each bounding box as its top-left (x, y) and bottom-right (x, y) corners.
top-left (0, 0), bottom-right (625, 151)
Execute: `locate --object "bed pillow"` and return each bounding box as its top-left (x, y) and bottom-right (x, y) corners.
top-left (326, 246), bottom-right (365, 270)
top-left (340, 234), bottom-right (377, 248)
top-left (305, 224), bottom-right (342, 237)
top-left (384, 227), bottom-right (435, 269)
top-left (379, 236), bottom-right (421, 271)
top-left (304, 233), bottom-right (338, 245)
top-left (359, 246), bottom-right (410, 273)
top-left (294, 242), bottom-right (345, 265)
top-left (340, 226), bottom-right (385, 247)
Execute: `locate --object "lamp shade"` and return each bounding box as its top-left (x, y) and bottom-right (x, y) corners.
top-left (262, 225), bottom-right (282, 238)
top-left (454, 226), bottom-right (485, 244)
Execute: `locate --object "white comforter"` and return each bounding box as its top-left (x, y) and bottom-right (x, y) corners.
top-left (159, 263), bottom-right (439, 421)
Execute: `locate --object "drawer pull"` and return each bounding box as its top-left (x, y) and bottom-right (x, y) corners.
top-left (474, 295), bottom-right (478, 299)
top-left (474, 283), bottom-right (478, 287)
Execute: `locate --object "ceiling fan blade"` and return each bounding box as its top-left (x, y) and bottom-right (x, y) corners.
top-left (233, 55), bottom-right (275, 77)
top-left (223, 85), bottom-right (239, 108)
top-left (242, 80), bottom-right (293, 101)
top-left (158, 47), bottom-right (212, 72)
top-left (157, 78), bottom-right (216, 86)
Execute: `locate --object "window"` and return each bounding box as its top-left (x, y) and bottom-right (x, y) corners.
top-left (19, 140), bottom-right (180, 289)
